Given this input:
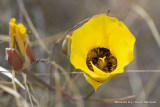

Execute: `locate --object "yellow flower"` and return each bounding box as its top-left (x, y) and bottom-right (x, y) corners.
top-left (6, 18), bottom-right (34, 72)
top-left (70, 14), bottom-right (136, 90)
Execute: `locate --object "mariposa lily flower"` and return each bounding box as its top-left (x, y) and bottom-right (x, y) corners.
top-left (70, 14), bottom-right (136, 90)
top-left (6, 18), bottom-right (34, 72)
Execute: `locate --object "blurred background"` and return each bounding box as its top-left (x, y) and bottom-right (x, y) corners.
top-left (0, 0), bottom-right (160, 107)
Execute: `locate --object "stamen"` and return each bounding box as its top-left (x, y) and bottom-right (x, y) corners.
top-left (86, 47), bottom-right (117, 73)
top-left (99, 56), bottom-right (106, 63)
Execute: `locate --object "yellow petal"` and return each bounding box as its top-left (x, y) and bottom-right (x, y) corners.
top-left (107, 21), bottom-right (136, 73)
top-left (9, 18), bottom-right (16, 48)
top-left (84, 73), bottom-right (117, 91)
top-left (90, 61), bottom-right (107, 76)
top-left (15, 24), bottom-right (27, 57)
top-left (84, 74), bottom-right (103, 91)
top-left (86, 62), bottom-right (118, 83)
top-left (70, 54), bottom-right (111, 82)
top-left (71, 15), bottom-right (112, 61)
top-left (70, 15), bottom-right (109, 73)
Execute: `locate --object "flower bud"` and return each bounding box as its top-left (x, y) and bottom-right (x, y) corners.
top-left (6, 18), bottom-right (34, 72)
top-left (62, 35), bottom-right (72, 55)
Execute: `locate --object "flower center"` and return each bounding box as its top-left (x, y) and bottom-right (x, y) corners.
top-left (86, 47), bottom-right (117, 73)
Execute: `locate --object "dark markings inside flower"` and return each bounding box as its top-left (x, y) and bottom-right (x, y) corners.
top-left (86, 47), bottom-right (117, 73)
